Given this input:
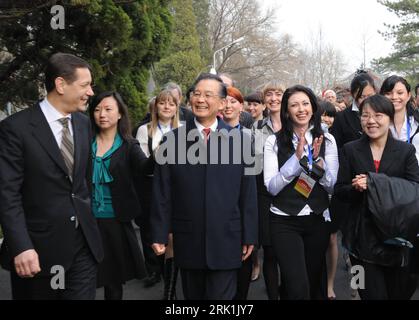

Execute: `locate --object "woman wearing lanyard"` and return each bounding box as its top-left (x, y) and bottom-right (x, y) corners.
top-left (89, 91), bottom-right (151, 300)
top-left (264, 85), bottom-right (339, 299)
top-left (334, 95), bottom-right (419, 299)
top-left (136, 89), bottom-right (181, 300)
top-left (380, 75), bottom-right (419, 161)
top-left (380, 75), bottom-right (419, 278)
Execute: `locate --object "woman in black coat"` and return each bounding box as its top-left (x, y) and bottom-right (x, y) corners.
top-left (89, 91), bottom-right (152, 300)
top-left (335, 95), bottom-right (419, 300)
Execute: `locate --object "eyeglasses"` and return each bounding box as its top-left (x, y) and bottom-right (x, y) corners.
top-left (360, 113), bottom-right (385, 121)
top-left (191, 91), bottom-right (220, 100)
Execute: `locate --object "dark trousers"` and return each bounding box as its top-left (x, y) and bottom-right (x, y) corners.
top-left (350, 256), bottom-right (416, 300)
top-left (11, 227), bottom-right (97, 300)
top-left (180, 268), bottom-right (237, 300)
top-left (270, 213), bottom-right (330, 300)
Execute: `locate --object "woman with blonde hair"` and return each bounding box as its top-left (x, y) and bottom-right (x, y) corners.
top-left (251, 80), bottom-right (285, 300)
top-left (136, 89), bottom-right (181, 299)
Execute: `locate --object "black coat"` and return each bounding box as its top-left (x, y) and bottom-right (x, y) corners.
top-left (150, 119), bottom-right (258, 270)
top-left (334, 134), bottom-right (419, 267)
top-left (96, 138), bottom-right (154, 222)
top-left (330, 107), bottom-right (362, 149)
top-left (367, 172), bottom-right (419, 243)
top-left (0, 104), bottom-right (104, 275)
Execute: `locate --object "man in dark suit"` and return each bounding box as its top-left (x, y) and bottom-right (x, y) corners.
top-left (0, 53), bottom-right (104, 299)
top-left (150, 73), bottom-right (258, 300)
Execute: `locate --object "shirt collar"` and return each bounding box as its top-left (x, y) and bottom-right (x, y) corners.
top-left (352, 101), bottom-right (359, 112)
top-left (40, 98), bottom-right (72, 124)
top-left (292, 125), bottom-right (314, 146)
top-left (194, 118), bottom-right (218, 133)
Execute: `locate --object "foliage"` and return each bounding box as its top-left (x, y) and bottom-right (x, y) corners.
top-left (154, 0), bottom-right (203, 94)
top-left (372, 0), bottom-right (419, 84)
top-left (0, 0), bottom-right (173, 124)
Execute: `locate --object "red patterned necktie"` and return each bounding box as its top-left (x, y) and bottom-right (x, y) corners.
top-left (202, 128), bottom-right (211, 144)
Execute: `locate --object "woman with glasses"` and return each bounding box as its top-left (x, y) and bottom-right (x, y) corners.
top-left (264, 85), bottom-right (338, 299)
top-left (335, 95), bottom-right (419, 300)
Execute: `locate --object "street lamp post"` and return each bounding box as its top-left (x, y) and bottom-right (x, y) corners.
top-left (210, 36), bottom-right (245, 75)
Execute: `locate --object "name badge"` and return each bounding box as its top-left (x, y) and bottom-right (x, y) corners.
top-left (294, 172), bottom-right (316, 198)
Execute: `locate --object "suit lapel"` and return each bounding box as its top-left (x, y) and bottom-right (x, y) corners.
top-left (72, 113), bottom-right (81, 182)
top-left (30, 104), bottom-right (69, 175)
top-left (355, 135), bottom-right (376, 173)
top-left (378, 135), bottom-right (399, 173)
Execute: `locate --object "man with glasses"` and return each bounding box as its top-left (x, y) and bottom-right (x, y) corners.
top-left (150, 73), bottom-right (258, 300)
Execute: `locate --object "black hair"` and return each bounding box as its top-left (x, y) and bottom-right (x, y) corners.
top-left (350, 72), bottom-right (376, 104)
top-left (359, 95), bottom-right (395, 122)
top-left (193, 73), bottom-right (227, 98)
top-left (244, 92), bottom-right (263, 104)
top-left (89, 91), bottom-right (132, 141)
top-left (415, 83), bottom-right (419, 97)
top-left (277, 85), bottom-right (324, 152)
top-left (45, 52), bottom-right (92, 93)
top-left (380, 75), bottom-right (415, 115)
top-left (318, 100), bottom-right (336, 118)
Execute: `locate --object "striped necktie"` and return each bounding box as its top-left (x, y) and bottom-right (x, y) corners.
top-left (58, 117), bottom-right (74, 179)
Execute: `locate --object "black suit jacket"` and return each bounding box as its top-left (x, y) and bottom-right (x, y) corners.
top-left (150, 118), bottom-right (258, 270)
top-left (0, 104), bottom-right (103, 275)
top-left (95, 138), bottom-right (153, 222)
top-left (334, 135), bottom-right (419, 266)
top-left (330, 107), bottom-right (362, 149)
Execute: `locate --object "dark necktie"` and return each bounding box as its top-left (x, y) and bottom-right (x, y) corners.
top-left (58, 117), bottom-right (74, 179)
top-left (202, 128), bottom-right (211, 144)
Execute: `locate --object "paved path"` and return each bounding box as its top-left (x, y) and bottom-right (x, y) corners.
top-left (1, 231), bottom-right (418, 300)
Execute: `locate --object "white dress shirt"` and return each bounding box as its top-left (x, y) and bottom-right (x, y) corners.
top-left (390, 114), bottom-right (419, 163)
top-left (136, 121), bottom-right (183, 157)
top-left (263, 129), bottom-right (339, 217)
top-left (194, 118), bottom-right (218, 139)
top-left (39, 98), bottom-right (73, 148)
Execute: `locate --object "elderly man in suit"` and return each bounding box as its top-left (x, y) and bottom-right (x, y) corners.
top-left (0, 53), bottom-right (103, 300)
top-left (150, 73), bottom-right (258, 300)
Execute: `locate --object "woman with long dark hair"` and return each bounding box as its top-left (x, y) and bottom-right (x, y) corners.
top-left (264, 85), bottom-right (338, 299)
top-left (89, 91), bottom-right (151, 299)
top-left (380, 75), bottom-right (419, 160)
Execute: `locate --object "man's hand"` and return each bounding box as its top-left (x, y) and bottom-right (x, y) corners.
top-left (151, 243), bottom-right (166, 256)
top-left (242, 245), bottom-right (254, 261)
top-left (14, 249), bottom-right (41, 278)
